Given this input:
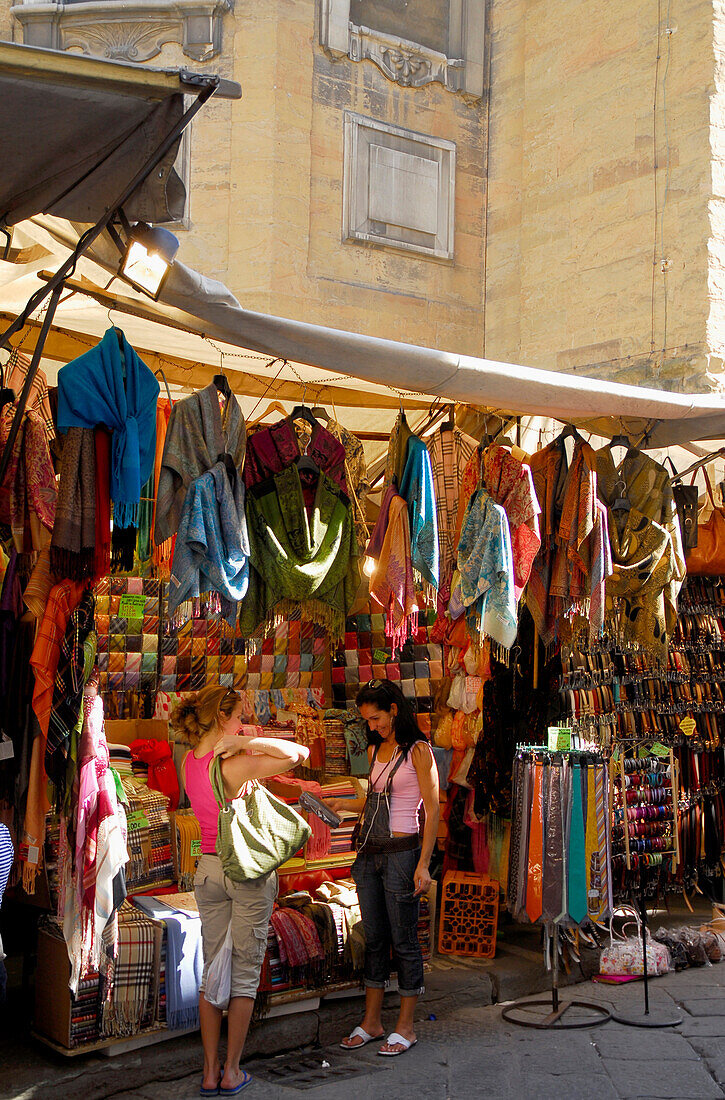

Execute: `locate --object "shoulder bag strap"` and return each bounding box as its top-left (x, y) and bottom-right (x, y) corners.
top-left (384, 749), bottom-right (407, 793)
top-left (666, 455), bottom-right (681, 480)
top-left (208, 755), bottom-right (228, 811)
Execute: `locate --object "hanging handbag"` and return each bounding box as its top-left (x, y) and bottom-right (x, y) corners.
top-left (210, 756), bottom-right (311, 882)
top-left (666, 458), bottom-right (699, 552)
top-left (685, 469), bottom-right (725, 575)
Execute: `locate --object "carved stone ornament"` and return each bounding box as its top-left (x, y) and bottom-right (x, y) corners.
top-left (12, 0), bottom-right (231, 64)
top-left (348, 23), bottom-right (463, 92)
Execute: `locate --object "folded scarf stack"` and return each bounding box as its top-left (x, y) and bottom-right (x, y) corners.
top-left (132, 894), bottom-right (202, 1031)
top-left (101, 902), bottom-right (158, 1037)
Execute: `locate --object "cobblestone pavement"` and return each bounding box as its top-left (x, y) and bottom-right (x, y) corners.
top-left (6, 961), bottom-right (725, 1100)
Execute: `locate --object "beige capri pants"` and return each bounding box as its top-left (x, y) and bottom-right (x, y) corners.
top-left (194, 854), bottom-right (278, 999)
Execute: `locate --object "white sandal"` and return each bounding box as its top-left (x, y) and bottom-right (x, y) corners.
top-left (340, 1025), bottom-right (384, 1050)
top-left (378, 1032), bottom-right (418, 1056)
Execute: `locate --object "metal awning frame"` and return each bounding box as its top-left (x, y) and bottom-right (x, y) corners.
top-left (0, 69), bottom-right (223, 484)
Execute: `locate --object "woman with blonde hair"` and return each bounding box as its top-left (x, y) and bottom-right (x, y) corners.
top-left (170, 685), bottom-right (309, 1097)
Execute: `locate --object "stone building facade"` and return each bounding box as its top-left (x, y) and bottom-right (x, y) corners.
top-left (2, 0), bottom-right (724, 391)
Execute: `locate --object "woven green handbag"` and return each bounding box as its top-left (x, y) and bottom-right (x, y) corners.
top-left (210, 757), bottom-right (311, 882)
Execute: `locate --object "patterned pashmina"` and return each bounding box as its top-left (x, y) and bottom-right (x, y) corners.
top-left (0, 410), bottom-right (56, 553)
top-left (58, 328), bottom-right (159, 528)
top-left (46, 588), bottom-right (96, 795)
top-left (245, 417), bottom-right (347, 495)
top-left (241, 467), bottom-right (358, 644)
top-left (22, 547), bottom-right (52, 622)
top-left (399, 434), bottom-right (440, 594)
top-left (483, 444), bottom-right (541, 601)
top-left (51, 427), bottom-right (96, 580)
top-left (427, 427), bottom-right (477, 585)
top-left (327, 418), bottom-right (370, 550)
top-left (605, 507), bottom-right (675, 662)
top-left (94, 428), bottom-right (112, 581)
top-left (369, 493), bottom-right (418, 653)
top-left (22, 578), bottom-right (85, 891)
top-left (527, 437), bottom-right (607, 652)
top-left (456, 486), bottom-right (517, 656)
top-left (155, 383), bottom-right (246, 544)
top-left (169, 462), bottom-right (250, 625)
top-left (595, 446), bottom-right (685, 634)
top-left (365, 484), bottom-right (396, 561)
top-left (454, 451), bottom-right (480, 551)
top-left (102, 903), bottom-right (157, 1036)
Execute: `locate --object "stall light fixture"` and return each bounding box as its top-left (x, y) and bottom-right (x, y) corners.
top-left (119, 222), bottom-right (179, 300)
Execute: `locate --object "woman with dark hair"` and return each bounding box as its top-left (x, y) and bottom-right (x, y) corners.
top-left (326, 678), bottom-right (439, 1056)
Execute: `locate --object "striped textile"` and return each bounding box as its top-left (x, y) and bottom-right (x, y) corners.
top-left (427, 427), bottom-right (477, 585)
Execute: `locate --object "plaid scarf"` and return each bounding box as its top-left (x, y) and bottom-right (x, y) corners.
top-left (51, 427), bottom-right (96, 580)
top-left (427, 427), bottom-right (477, 585)
top-left (102, 902), bottom-right (157, 1036)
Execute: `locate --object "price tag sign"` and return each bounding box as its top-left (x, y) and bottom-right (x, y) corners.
top-left (373, 649), bottom-right (389, 664)
top-left (466, 676), bottom-right (482, 695)
top-left (651, 742), bottom-right (670, 759)
top-left (679, 717), bottom-right (696, 738)
top-left (119, 594), bottom-right (146, 619)
top-left (190, 838), bottom-right (201, 857)
top-left (547, 725), bottom-right (571, 751)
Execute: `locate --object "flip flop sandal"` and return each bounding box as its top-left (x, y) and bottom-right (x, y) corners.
top-left (200, 1076), bottom-right (221, 1097)
top-left (220, 1071), bottom-right (252, 1096)
top-left (340, 1025), bottom-right (385, 1050)
top-left (378, 1032), bottom-right (418, 1056)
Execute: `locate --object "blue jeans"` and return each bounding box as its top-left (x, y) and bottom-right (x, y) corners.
top-left (351, 847), bottom-right (424, 997)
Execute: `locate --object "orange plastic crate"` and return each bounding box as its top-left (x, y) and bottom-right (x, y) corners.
top-left (437, 871), bottom-right (499, 959)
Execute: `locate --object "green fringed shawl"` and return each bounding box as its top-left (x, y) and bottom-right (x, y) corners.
top-left (240, 467), bottom-right (359, 644)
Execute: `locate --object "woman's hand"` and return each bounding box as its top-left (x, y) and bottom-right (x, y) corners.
top-left (214, 733), bottom-right (250, 759)
top-left (413, 861), bottom-right (432, 898)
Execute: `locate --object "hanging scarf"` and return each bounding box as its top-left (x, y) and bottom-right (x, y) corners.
top-left (57, 327), bottom-right (159, 528)
top-left (366, 484), bottom-right (396, 561)
top-left (111, 520), bottom-right (137, 574)
top-left (483, 443), bottom-right (541, 601)
top-left (244, 416), bottom-right (347, 495)
top-left (427, 426), bottom-right (477, 585)
top-left (46, 588), bottom-right (96, 797)
top-left (456, 486), bottom-right (517, 657)
top-left (0, 410), bottom-right (56, 554)
top-left (369, 493), bottom-right (417, 653)
top-left (23, 547), bottom-right (52, 621)
top-left (595, 446), bottom-right (685, 634)
top-left (242, 467), bottom-right (358, 644)
top-left (151, 398), bottom-right (173, 577)
top-left (4, 348), bottom-right (55, 443)
top-left (51, 427), bottom-right (96, 580)
top-left (169, 462), bottom-right (250, 625)
top-left (454, 451), bottom-right (481, 551)
top-left (399, 434), bottom-right (439, 595)
top-left (94, 428), bottom-right (112, 581)
top-left (605, 507), bottom-right (675, 662)
top-left (327, 418), bottom-right (370, 550)
top-left (384, 411), bottom-right (413, 488)
top-left (526, 437), bottom-right (606, 653)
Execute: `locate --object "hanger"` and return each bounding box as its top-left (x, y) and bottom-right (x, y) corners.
top-left (213, 370), bottom-right (231, 400)
top-left (247, 400), bottom-right (288, 429)
top-left (290, 383), bottom-right (317, 428)
top-left (557, 423), bottom-right (582, 442)
top-left (311, 405), bottom-right (330, 423)
top-left (612, 478), bottom-right (631, 513)
top-left (439, 403), bottom-right (455, 432)
top-left (608, 432), bottom-right (633, 451)
top-left (154, 367), bottom-right (173, 407)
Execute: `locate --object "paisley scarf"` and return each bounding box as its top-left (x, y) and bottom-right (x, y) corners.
top-left (483, 443), bottom-right (541, 601)
top-left (241, 467), bottom-right (358, 644)
top-left (151, 398), bottom-right (173, 577)
top-left (605, 507), bottom-right (675, 661)
top-left (456, 486), bottom-right (517, 656)
top-left (0, 410), bottom-right (56, 554)
top-left (369, 493), bottom-right (418, 653)
top-left (399, 434), bottom-right (439, 595)
top-left (51, 427), bottom-right (96, 581)
top-left (244, 417), bottom-right (347, 495)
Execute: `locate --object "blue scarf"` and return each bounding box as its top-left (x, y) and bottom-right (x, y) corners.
top-left (399, 434), bottom-right (439, 590)
top-left (57, 327), bottom-right (159, 528)
top-left (132, 895), bottom-right (202, 1031)
top-left (169, 462), bottom-right (250, 625)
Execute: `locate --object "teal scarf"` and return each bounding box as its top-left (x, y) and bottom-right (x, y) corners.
top-left (399, 435), bottom-right (439, 591)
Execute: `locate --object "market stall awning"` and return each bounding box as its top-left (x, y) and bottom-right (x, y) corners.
top-left (5, 214), bottom-right (725, 451)
top-left (0, 42), bottom-right (240, 228)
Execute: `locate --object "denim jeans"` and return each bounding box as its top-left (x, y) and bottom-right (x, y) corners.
top-left (351, 847), bottom-right (424, 997)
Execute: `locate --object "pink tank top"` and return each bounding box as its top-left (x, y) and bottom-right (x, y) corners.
top-left (184, 750), bottom-right (219, 854)
top-left (370, 744), bottom-right (430, 834)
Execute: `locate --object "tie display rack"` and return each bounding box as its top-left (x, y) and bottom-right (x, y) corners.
top-left (502, 746), bottom-right (611, 1029)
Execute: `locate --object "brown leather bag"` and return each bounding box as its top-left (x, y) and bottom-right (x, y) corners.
top-left (686, 470), bottom-right (725, 575)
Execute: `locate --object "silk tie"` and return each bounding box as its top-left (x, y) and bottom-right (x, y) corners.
top-left (526, 761), bottom-right (544, 923)
top-left (507, 756), bottom-right (525, 914)
top-left (516, 760), bottom-right (531, 918)
top-left (584, 765), bottom-right (599, 920)
top-left (568, 761), bottom-right (588, 924)
top-left (542, 763), bottom-right (564, 921)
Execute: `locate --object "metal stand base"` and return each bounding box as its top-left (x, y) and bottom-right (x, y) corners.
top-left (611, 1008), bottom-right (683, 1029)
top-left (502, 998), bottom-right (611, 1030)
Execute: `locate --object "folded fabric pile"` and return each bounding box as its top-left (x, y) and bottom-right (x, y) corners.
top-left (173, 811), bottom-right (202, 891)
top-left (132, 894), bottom-right (202, 1031)
top-left (101, 902), bottom-right (158, 1038)
top-left (120, 777), bottom-right (173, 892)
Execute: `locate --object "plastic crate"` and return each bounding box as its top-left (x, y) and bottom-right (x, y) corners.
top-left (438, 871), bottom-right (499, 959)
